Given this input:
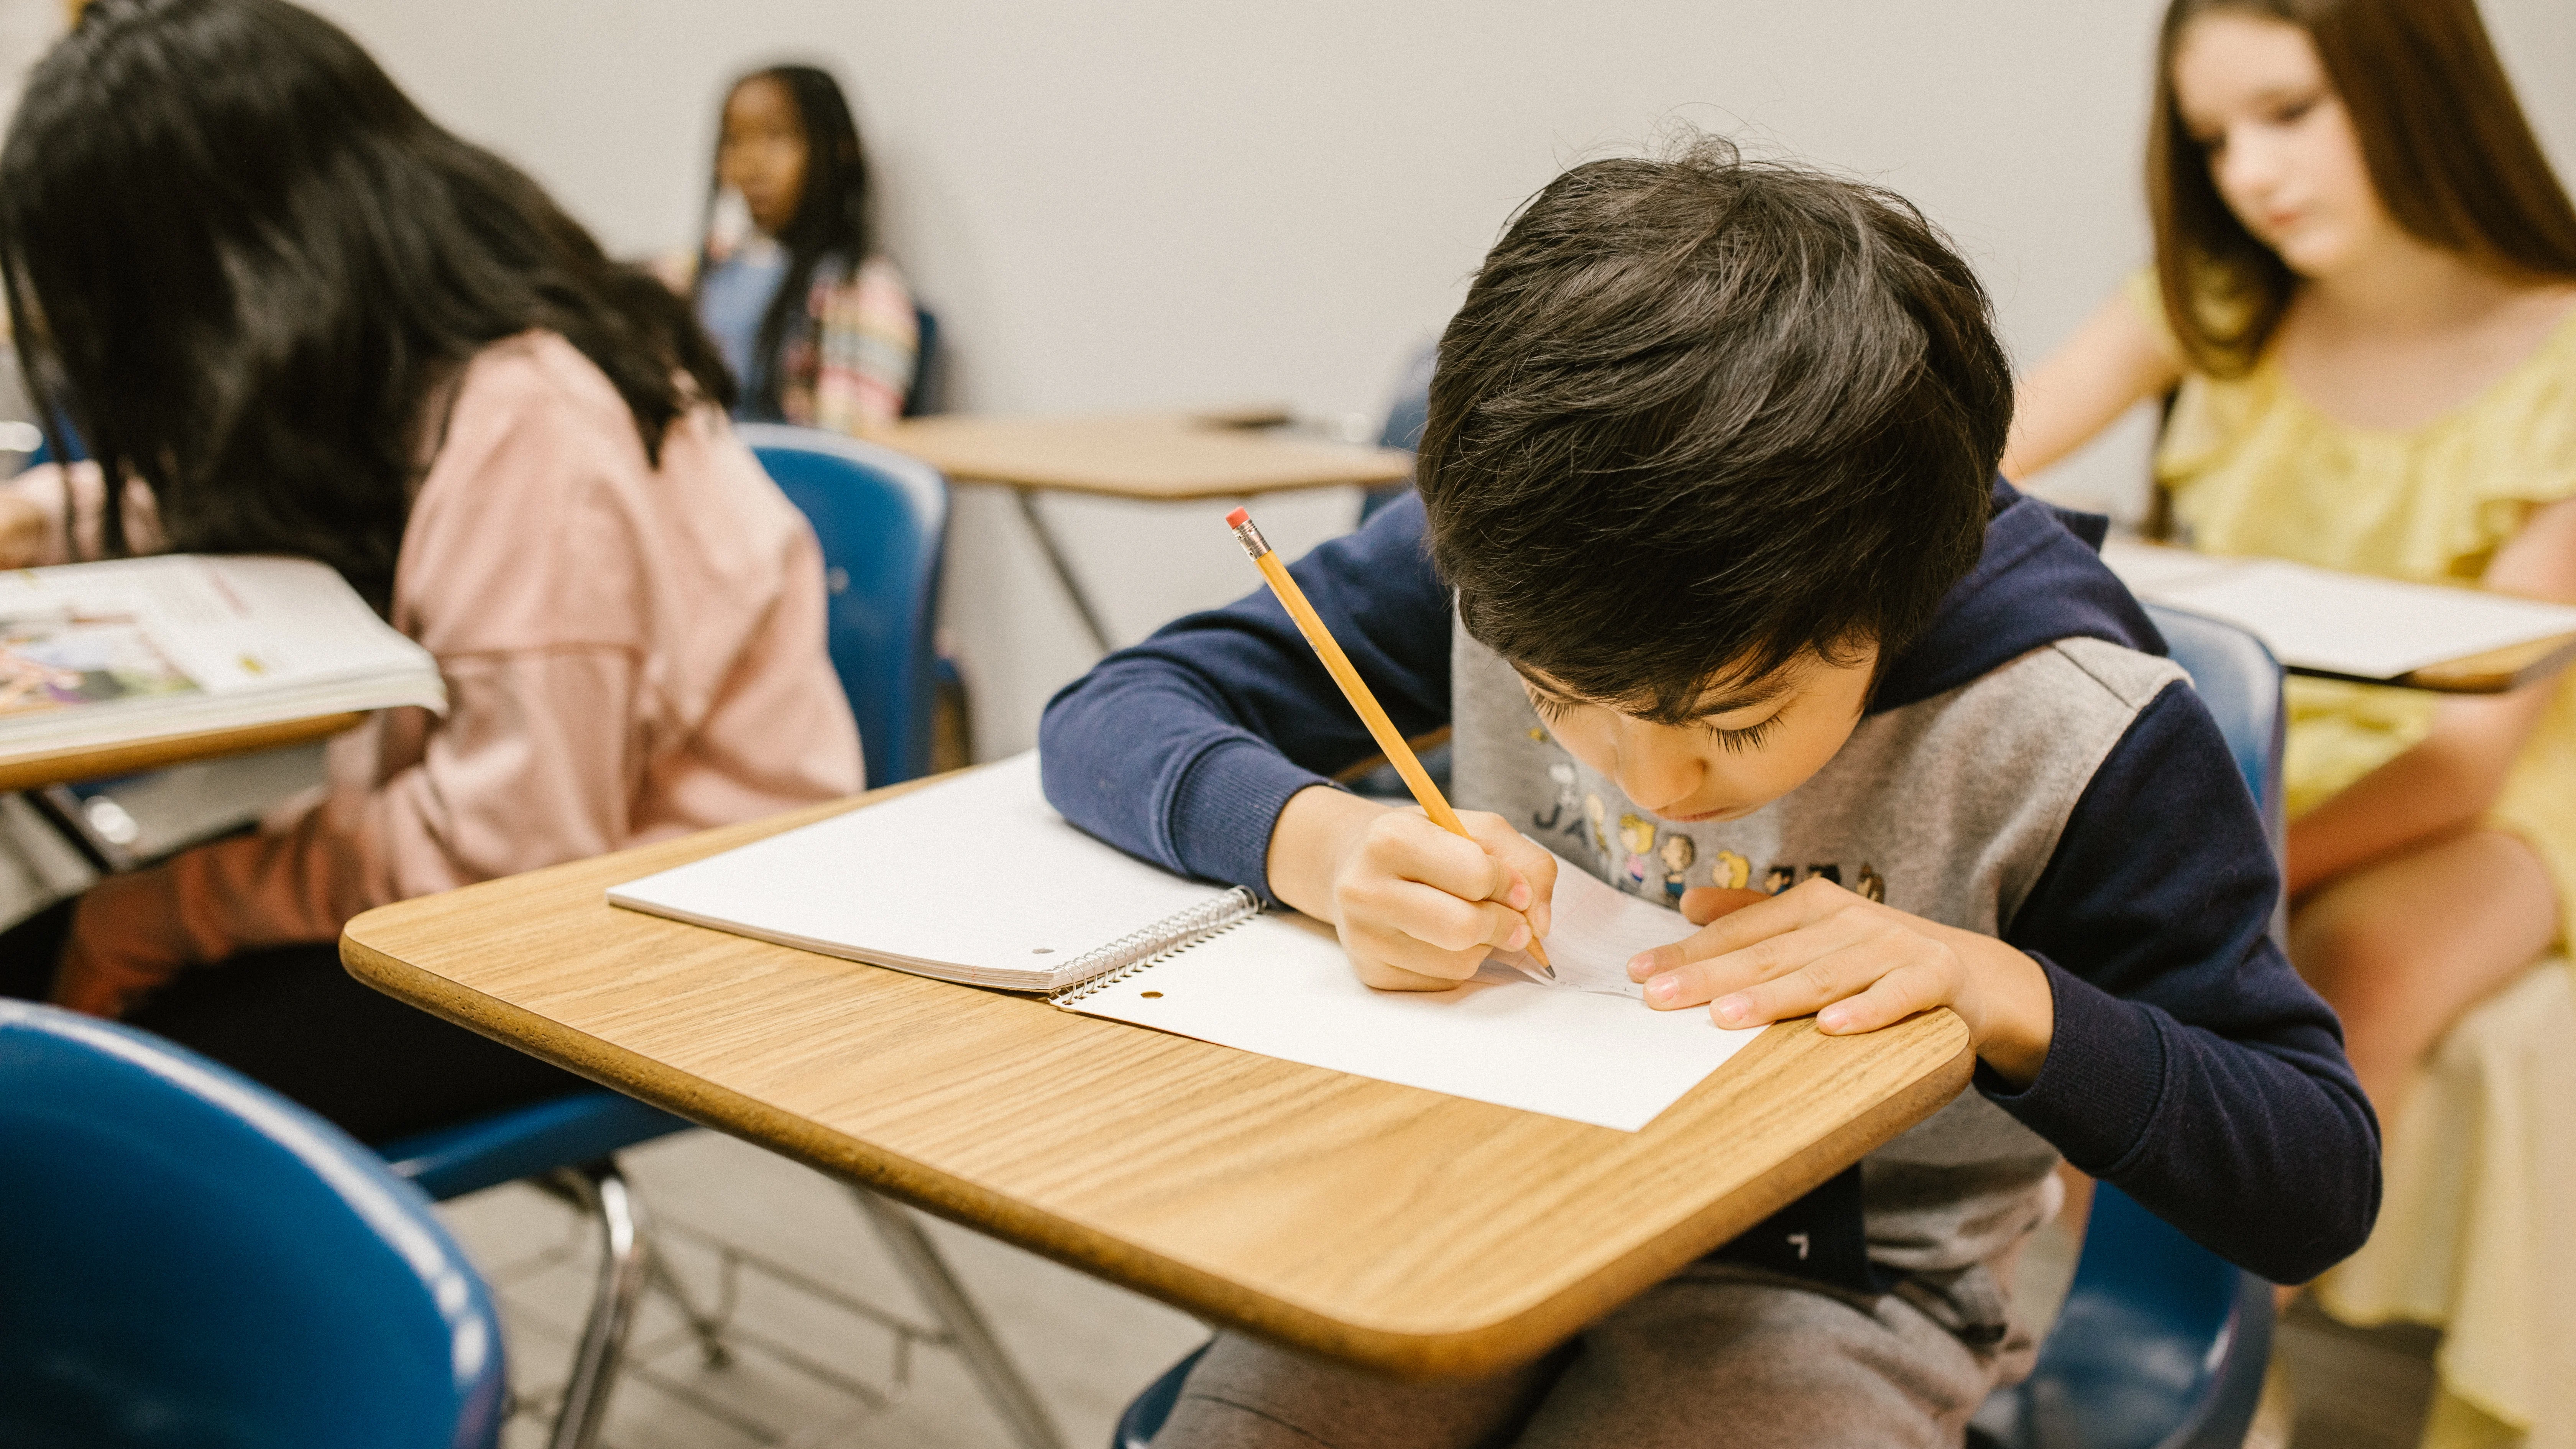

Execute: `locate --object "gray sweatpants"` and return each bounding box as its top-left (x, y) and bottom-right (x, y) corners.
top-left (1152, 1259), bottom-right (2037, 1449)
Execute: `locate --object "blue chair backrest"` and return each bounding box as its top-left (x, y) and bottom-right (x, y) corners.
top-left (1378, 344), bottom-right (1436, 452)
top-left (906, 304), bottom-right (943, 417)
top-left (23, 410), bottom-right (86, 468)
top-left (1358, 343), bottom-right (1436, 525)
top-left (0, 1001), bottom-right (506, 1449)
top-left (741, 424), bottom-right (950, 789)
top-left (2142, 602), bottom-right (2285, 855)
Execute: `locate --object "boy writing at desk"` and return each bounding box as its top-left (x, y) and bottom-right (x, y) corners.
top-left (1042, 140), bottom-right (2378, 1448)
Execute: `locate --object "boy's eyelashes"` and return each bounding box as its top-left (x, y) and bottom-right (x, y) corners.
top-left (1696, 712), bottom-right (1784, 753)
top-left (1525, 690), bottom-right (1579, 724)
top-left (1523, 685), bottom-right (1785, 751)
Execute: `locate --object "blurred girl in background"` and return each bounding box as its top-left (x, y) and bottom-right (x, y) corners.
top-left (0, 0), bottom-right (862, 1142)
top-left (2006, 0), bottom-right (2576, 1441)
top-left (686, 65), bottom-right (918, 432)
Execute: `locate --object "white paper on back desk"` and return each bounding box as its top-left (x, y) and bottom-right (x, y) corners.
top-left (2101, 537), bottom-right (2576, 679)
top-left (607, 754), bottom-right (1759, 1131)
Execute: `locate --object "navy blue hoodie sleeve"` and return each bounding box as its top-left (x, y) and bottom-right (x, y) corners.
top-left (1038, 493), bottom-right (1453, 898)
top-left (1992, 680), bottom-right (2381, 1283)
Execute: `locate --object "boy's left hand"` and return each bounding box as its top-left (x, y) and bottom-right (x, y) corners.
top-left (1627, 877), bottom-right (2055, 1088)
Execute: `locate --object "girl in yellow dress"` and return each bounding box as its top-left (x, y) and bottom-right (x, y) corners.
top-left (2007, 1), bottom-right (2576, 1443)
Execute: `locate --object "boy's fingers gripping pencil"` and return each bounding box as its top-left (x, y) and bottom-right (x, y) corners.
top-left (1225, 506), bottom-right (1556, 981)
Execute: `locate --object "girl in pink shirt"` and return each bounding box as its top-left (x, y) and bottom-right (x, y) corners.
top-left (0, 0), bottom-right (862, 1141)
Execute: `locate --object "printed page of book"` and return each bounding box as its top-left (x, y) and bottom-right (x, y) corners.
top-left (608, 754), bottom-right (1247, 991)
top-left (1062, 861), bottom-right (1759, 1132)
top-left (2101, 539), bottom-right (2576, 679)
top-left (0, 554), bottom-right (444, 752)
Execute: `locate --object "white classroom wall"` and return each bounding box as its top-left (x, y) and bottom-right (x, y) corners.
top-left (303, 0), bottom-right (2576, 761)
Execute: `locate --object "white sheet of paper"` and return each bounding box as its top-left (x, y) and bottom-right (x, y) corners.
top-left (2101, 539), bottom-right (2576, 679)
top-left (1061, 909), bottom-right (1760, 1132)
top-left (1488, 851), bottom-right (1701, 1001)
top-left (1067, 854), bottom-right (1748, 1132)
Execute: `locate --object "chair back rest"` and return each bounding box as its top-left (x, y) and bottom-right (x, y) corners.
top-left (2141, 601), bottom-right (2287, 949)
top-left (905, 304), bottom-right (943, 417)
top-left (2140, 602), bottom-right (2285, 854)
top-left (0, 1001), bottom-right (505, 1449)
top-left (742, 423), bottom-right (951, 788)
top-left (1378, 343), bottom-right (1436, 452)
top-left (1359, 343), bottom-right (1436, 525)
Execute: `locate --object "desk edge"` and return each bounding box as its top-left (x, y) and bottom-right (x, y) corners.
top-left (0, 712), bottom-right (364, 792)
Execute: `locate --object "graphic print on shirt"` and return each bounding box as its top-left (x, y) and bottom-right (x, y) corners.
top-left (1856, 863), bottom-right (1886, 903)
top-left (1618, 814), bottom-right (1657, 891)
top-left (1657, 833), bottom-right (1695, 907)
top-left (1531, 760), bottom-right (1595, 859)
top-left (1713, 849), bottom-right (1751, 890)
top-left (1763, 864), bottom-right (1797, 895)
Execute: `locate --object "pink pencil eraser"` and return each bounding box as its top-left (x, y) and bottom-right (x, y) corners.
top-left (1225, 507), bottom-right (1250, 527)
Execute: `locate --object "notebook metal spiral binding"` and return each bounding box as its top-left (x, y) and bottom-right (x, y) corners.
top-left (1049, 897), bottom-right (1261, 1006)
top-left (1046, 885), bottom-right (1261, 1001)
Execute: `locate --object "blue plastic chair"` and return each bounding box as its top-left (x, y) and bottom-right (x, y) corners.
top-left (0, 999), bottom-right (507, 1449)
top-left (1113, 603), bottom-right (2288, 1449)
top-left (742, 423), bottom-right (951, 789)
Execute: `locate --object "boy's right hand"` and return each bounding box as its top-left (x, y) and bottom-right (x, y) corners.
top-left (1267, 784), bottom-right (1556, 991)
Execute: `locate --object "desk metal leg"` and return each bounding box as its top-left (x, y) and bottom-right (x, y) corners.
top-left (550, 1162), bottom-right (651, 1449)
top-left (850, 1187), bottom-right (1067, 1449)
top-left (1010, 486), bottom-right (1116, 656)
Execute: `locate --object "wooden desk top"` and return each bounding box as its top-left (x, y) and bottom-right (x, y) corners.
top-left (343, 786), bottom-right (1971, 1377)
top-left (872, 411), bottom-right (1414, 501)
top-left (2388, 631), bottom-right (2576, 694)
top-left (0, 712), bottom-right (363, 793)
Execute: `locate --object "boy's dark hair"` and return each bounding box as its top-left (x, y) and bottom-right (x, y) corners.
top-left (1417, 138), bottom-right (2011, 720)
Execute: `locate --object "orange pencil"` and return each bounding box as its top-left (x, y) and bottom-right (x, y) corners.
top-left (1226, 506), bottom-right (1555, 980)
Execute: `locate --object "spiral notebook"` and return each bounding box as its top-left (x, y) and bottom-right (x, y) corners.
top-left (606, 754), bottom-right (1258, 992)
top-left (607, 754), bottom-right (1760, 1130)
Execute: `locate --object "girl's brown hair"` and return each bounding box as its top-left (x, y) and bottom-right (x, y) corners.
top-left (2148, 0), bottom-right (2576, 375)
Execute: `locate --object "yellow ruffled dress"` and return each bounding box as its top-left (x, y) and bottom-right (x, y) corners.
top-left (2131, 271), bottom-right (2576, 1449)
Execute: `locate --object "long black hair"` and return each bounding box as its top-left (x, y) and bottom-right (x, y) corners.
top-left (698, 65), bottom-right (874, 417)
top-left (0, 0), bottom-right (734, 606)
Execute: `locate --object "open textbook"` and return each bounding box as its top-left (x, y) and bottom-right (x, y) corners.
top-left (2101, 537), bottom-right (2576, 680)
top-left (607, 755), bottom-right (1761, 1131)
top-left (0, 555), bottom-right (445, 763)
